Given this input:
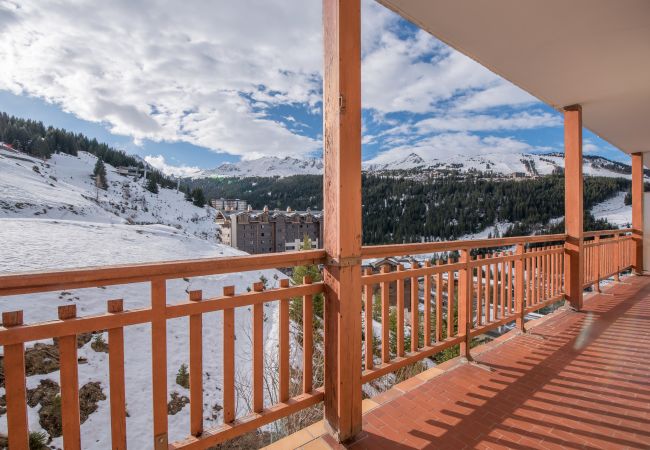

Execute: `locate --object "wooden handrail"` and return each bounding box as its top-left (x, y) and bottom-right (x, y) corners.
top-left (0, 249), bottom-right (327, 296)
top-left (360, 233), bottom-right (566, 259)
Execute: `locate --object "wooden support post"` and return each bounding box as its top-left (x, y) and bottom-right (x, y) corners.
top-left (2, 311), bottom-right (29, 450)
top-left (323, 0), bottom-right (362, 441)
top-left (632, 152), bottom-right (644, 274)
top-left (410, 262), bottom-right (419, 353)
top-left (515, 244), bottom-right (526, 332)
top-left (107, 300), bottom-right (127, 450)
top-left (423, 261), bottom-right (432, 346)
top-left (58, 304), bottom-right (81, 450)
top-left (458, 250), bottom-right (471, 359)
top-left (151, 278), bottom-right (168, 450)
top-left (396, 264), bottom-right (405, 356)
top-left (564, 104), bottom-right (584, 310)
top-left (189, 290), bottom-right (203, 437)
top-left (380, 266), bottom-right (390, 363)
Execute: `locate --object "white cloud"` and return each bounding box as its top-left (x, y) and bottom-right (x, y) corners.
top-left (454, 83), bottom-right (537, 111)
top-left (415, 111), bottom-right (561, 133)
top-left (144, 155), bottom-right (200, 177)
top-left (0, 0), bottom-right (323, 159)
top-left (0, 0), bottom-right (549, 164)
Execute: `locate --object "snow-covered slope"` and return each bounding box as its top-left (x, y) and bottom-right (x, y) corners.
top-left (0, 148), bottom-right (287, 448)
top-left (0, 149), bottom-right (217, 240)
top-left (196, 155), bottom-right (323, 178)
top-left (194, 152), bottom-right (634, 179)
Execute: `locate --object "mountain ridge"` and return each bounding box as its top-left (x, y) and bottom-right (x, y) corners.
top-left (194, 152), bottom-right (635, 179)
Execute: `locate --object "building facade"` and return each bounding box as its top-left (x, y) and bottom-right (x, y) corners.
top-left (211, 198), bottom-right (249, 211)
top-left (215, 206), bottom-right (323, 254)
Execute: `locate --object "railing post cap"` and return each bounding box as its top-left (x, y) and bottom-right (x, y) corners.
top-left (58, 304), bottom-right (77, 320)
top-left (189, 290), bottom-right (202, 302)
top-left (279, 279), bottom-right (290, 288)
top-left (223, 285), bottom-right (235, 296)
top-left (107, 299), bottom-right (124, 313)
top-left (2, 310), bottom-right (23, 327)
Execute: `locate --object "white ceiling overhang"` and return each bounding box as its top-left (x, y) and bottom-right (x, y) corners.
top-left (377, 0), bottom-right (650, 155)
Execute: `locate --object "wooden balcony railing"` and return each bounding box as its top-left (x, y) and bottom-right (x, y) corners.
top-left (0, 231), bottom-right (635, 449)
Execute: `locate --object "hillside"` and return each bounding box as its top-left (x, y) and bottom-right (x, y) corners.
top-left (188, 173), bottom-right (631, 244)
top-left (0, 148), bottom-right (287, 448)
top-left (195, 152), bottom-right (639, 180)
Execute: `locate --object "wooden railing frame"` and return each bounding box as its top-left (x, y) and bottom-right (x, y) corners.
top-left (0, 231), bottom-right (635, 448)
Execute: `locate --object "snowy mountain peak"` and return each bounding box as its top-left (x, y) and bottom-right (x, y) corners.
top-left (196, 155), bottom-right (323, 178)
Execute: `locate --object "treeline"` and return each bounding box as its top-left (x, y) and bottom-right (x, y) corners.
top-left (0, 112), bottom-right (177, 190)
top-left (188, 173), bottom-right (631, 244)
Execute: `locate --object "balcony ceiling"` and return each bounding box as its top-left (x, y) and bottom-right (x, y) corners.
top-left (377, 0), bottom-right (650, 155)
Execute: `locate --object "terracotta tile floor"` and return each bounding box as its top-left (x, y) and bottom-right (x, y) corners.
top-left (330, 276), bottom-right (650, 449)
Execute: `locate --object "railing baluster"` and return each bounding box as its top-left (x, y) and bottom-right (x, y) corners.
top-left (2, 311), bottom-right (29, 450)
top-left (506, 253), bottom-right (513, 315)
top-left (614, 233), bottom-right (621, 281)
top-left (423, 261), bottom-right (432, 347)
top-left (303, 276), bottom-right (313, 393)
top-left (380, 266), bottom-right (390, 362)
top-left (59, 304), bottom-right (81, 450)
top-left (476, 255), bottom-right (483, 326)
top-left (447, 261), bottom-right (454, 338)
top-left (410, 262), bottom-right (419, 353)
top-left (396, 264), bottom-right (405, 356)
top-left (515, 244), bottom-right (525, 331)
top-left (151, 278), bottom-right (168, 450)
top-left (223, 285), bottom-right (236, 423)
top-left (278, 280), bottom-right (290, 402)
top-left (107, 300), bottom-right (127, 450)
top-left (364, 269), bottom-right (373, 370)
top-left (189, 290), bottom-right (203, 437)
top-left (436, 261), bottom-right (443, 342)
top-left (458, 250), bottom-right (471, 358)
top-left (499, 254), bottom-right (506, 318)
top-left (252, 282), bottom-right (264, 413)
top-left (484, 255), bottom-right (491, 323)
top-left (492, 255), bottom-right (498, 321)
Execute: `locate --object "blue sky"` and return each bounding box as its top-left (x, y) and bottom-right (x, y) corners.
top-left (0, 0), bottom-right (626, 175)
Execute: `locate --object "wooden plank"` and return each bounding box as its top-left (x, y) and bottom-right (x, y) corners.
top-left (364, 269), bottom-right (373, 370)
top-left (222, 286), bottom-right (235, 423)
top-left (359, 234), bottom-right (567, 260)
top-left (380, 266), bottom-right (390, 363)
top-left (423, 261), bottom-right (431, 346)
top-left (0, 250), bottom-right (327, 297)
top-left (447, 264), bottom-right (454, 338)
top-left (58, 305), bottom-right (81, 450)
top-left (252, 282), bottom-right (264, 413)
top-left (492, 257), bottom-right (498, 321)
top-left (499, 255), bottom-right (506, 318)
top-left (2, 311), bottom-right (29, 450)
top-left (410, 263), bottom-right (419, 352)
top-left (506, 255), bottom-right (512, 314)
top-left (302, 276), bottom-right (313, 393)
top-left (515, 244), bottom-right (525, 331)
top-left (278, 280), bottom-right (290, 403)
top-left (435, 261), bottom-right (443, 342)
top-left (458, 250), bottom-right (470, 358)
top-left (396, 264), bottom-right (405, 356)
top-left (189, 290), bottom-right (203, 437)
top-left (564, 104), bottom-right (584, 310)
top-left (107, 300), bottom-right (127, 450)
top-left (151, 279), bottom-right (168, 449)
top-left (484, 256), bottom-right (491, 323)
top-left (476, 255), bottom-right (483, 326)
top-left (614, 233), bottom-right (620, 281)
top-left (632, 152), bottom-right (644, 274)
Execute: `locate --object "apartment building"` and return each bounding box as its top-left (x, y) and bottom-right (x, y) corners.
top-left (215, 206), bottom-right (322, 254)
top-left (210, 198), bottom-right (249, 211)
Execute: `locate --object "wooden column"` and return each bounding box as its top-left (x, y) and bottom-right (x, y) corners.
top-left (632, 152), bottom-right (644, 274)
top-left (458, 250), bottom-right (471, 359)
top-left (564, 105), bottom-right (584, 310)
top-left (322, 0), bottom-right (362, 442)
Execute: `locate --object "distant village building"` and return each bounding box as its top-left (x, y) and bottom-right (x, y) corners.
top-left (215, 206), bottom-right (323, 254)
top-left (211, 198), bottom-right (249, 211)
top-left (116, 166), bottom-right (143, 177)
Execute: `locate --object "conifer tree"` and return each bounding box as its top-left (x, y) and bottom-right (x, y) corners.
top-left (93, 159), bottom-right (108, 190)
